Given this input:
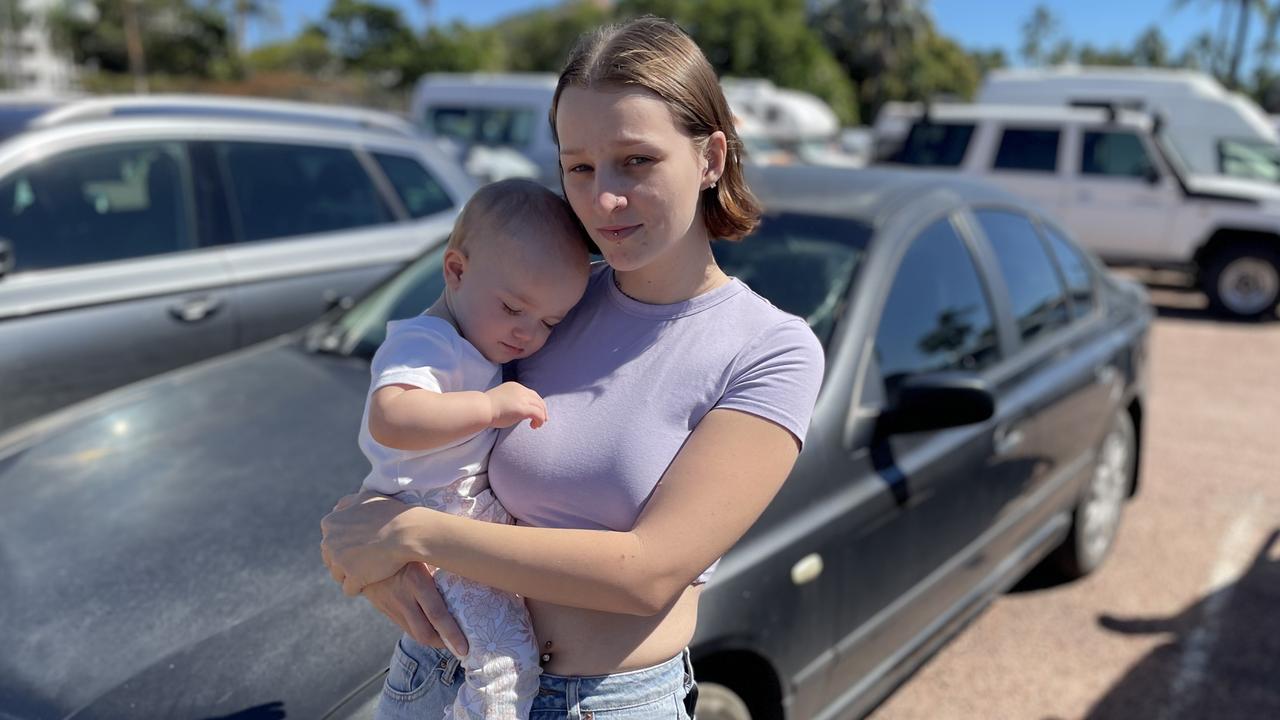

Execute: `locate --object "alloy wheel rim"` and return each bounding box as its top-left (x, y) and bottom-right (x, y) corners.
top-left (1082, 423), bottom-right (1130, 565)
top-left (1219, 257), bottom-right (1280, 315)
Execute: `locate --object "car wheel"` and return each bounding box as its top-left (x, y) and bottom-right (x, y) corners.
top-left (1202, 243), bottom-right (1280, 320)
top-left (695, 682), bottom-right (753, 720)
top-left (1053, 409), bottom-right (1135, 579)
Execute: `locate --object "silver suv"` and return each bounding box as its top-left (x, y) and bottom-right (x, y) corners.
top-left (0, 95), bottom-right (475, 433)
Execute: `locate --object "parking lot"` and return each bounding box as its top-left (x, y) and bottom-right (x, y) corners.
top-left (870, 273), bottom-right (1280, 720)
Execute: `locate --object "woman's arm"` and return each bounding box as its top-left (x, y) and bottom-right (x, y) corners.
top-left (322, 407), bottom-right (800, 615)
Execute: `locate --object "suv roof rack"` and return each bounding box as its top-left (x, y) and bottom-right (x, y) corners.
top-left (28, 94), bottom-right (419, 138)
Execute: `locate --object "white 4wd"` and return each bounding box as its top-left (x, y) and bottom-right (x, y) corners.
top-left (878, 103), bottom-right (1280, 319)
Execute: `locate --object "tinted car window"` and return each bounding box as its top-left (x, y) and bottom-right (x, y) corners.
top-left (891, 122), bottom-right (975, 167)
top-left (1044, 225), bottom-right (1095, 319)
top-left (713, 213), bottom-right (868, 345)
top-left (373, 153), bottom-right (453, 218)
top-left (216, 141), bottom-right (390, 242)
top-left (0, 141), bottom-right (195, 272)
top-left (875, 219), bottom-right (999, 388)
top-left (1081, 131), bottom-right (1153, 178)
top-left (427, 106), bottom-right (538, 148)
top-left (993, 128), bottom-right (1059, 172)
top-left (976, 210), bottom-right (1071, 342)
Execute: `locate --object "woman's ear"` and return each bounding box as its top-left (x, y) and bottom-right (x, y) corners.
top-left (443, 248), bottom-right (467, 290)
top-left (703, 131), bottom-right (728, 189)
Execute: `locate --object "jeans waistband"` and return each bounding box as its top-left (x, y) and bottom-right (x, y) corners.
top-left (534, 648), bottom-right (693, 713)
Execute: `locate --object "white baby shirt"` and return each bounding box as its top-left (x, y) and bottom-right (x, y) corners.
top-left (358, 314), bottom-right (502, 495)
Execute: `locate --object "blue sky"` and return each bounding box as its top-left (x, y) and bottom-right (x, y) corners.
top-left (250, 1), bottom-right (1242, 69)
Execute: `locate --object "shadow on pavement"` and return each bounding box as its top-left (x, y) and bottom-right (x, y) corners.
top-left (1083, 528), bottom-right (1280, 719)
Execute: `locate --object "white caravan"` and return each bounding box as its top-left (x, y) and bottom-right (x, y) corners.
top-left (410, 73), bottom-right (559, 186)
top-left (978, 66), bottom-right (1280, 182)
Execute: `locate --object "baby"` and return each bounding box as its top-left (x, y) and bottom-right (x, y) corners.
top-left (357, 178), bottom-right (590, 719)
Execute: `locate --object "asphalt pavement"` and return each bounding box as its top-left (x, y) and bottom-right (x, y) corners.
top-left (868, 272), bottom-right (1280, 720)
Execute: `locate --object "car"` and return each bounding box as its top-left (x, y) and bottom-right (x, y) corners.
top-left (410, 73), bottom-right (562, 187)
top-left (977, 66), bottom-right (1280, 182)
top-left (0, 94), bottom-right (476, 432)
top-left (0, 166), bottom-right (1150, 720)
top-left (876, 101), bottom-right (1280, 320)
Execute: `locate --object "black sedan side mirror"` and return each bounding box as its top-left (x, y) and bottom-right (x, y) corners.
top-left (0, 238), bottom-right (13, 280)
top-left (878, 371), bottom-right (996, 435)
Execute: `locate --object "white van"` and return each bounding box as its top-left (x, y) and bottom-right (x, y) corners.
top-left (978, 66), bottom-right (1280, 182)
top-left (410, 73), bottom-right (559, 185)
top-left (876, 101), bottom-right (1280, 318)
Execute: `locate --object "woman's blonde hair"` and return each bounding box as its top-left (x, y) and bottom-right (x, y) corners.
top-left (550, 16), bottom-right (762, 241)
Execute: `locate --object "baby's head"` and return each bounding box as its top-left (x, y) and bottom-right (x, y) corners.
top-left (443, 178), bottom-right (591, 364)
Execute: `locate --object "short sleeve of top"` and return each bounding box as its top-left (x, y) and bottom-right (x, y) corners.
top-left (716, 317), bottom-right (824, 445)
top-left (371, 315), bottom-right (469, 394)
top-left (359, 315), bottom-right (501, 496)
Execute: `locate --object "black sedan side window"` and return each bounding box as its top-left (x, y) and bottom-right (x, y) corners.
top-left (1043, 225), bottom-right (1095, 319)
top-left (976, 210), bottom-right (1071, 342)
top-left (875, 219), bottom-right (999, 390)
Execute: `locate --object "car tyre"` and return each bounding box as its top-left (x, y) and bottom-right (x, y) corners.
top-left (695, 682), bottom-right (753, 720)
top-left (1052, 409), bottom-right (1135, 579)
top-left (1202, 243), bottom-right (1280, 320)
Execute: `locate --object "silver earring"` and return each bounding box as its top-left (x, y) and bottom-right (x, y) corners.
top-left (710, 181), bottom-right (718, 190)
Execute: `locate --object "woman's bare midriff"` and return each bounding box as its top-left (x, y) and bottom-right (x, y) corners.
top-left (529, 584), bottom-right (703, 676)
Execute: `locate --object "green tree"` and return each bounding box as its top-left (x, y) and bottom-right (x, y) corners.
top-left (1179, 30), bottom-right (1222, 69)
top-left (884, 29), bottom-right (982, 103)
top-left (1076, 44), bottom-right (1136, 66)
top-left (417, 21), bottom-right (505, 73)
top-left (494, 1), bottom-right (611, 72)
top-left (811, 0), bottom-right (932, 121)
top-left (320, 0), bottom-right (421, 85)
top-left (245, 25), bottom-right (335, 74)
top-left (1019, 3), bottom-right (1061, 66)
top-left (1133, 26), bottom-right (1170, 66)
top-left (968, 47), bottom-right (1008, 78)
top-left (617, 0), bottom-right (860, 124)
top-left (49, 0), bottom-right (232, 79)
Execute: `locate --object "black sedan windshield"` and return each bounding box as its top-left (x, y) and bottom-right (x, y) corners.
top-left (325, 212), bottom-right (869, 359)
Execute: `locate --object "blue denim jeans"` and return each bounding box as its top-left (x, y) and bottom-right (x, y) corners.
top-left (375, 633), bottom-right (697, 720)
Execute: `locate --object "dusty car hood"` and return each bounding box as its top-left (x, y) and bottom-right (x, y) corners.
top-left (0, 339), bottom-right (400, 719)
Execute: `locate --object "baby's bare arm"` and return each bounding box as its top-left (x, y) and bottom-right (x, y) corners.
top-left (369, 382), bottom-right (548, 451)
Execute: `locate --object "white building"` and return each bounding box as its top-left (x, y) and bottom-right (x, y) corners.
top-left (0, 0), bottom-right (77, 94)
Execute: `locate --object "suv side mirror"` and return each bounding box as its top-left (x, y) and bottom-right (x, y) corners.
top-left (0, 238), bottom-right (13, 280)
top-left (877, 371), bottom-right (995, 435)
top-left (1142, 163), bottom-right (1161, 185)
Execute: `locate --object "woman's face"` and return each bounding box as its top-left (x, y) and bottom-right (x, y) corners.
top-left (556, 86), bottom-right (715, 272)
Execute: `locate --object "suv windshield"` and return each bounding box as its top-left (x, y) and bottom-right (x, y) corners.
top-left (1218, 138), bottom-right (1280, 182)
top-left (321, 212), bottom-right (869, 360)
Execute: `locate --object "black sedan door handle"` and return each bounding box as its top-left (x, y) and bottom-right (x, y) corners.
top-left (169, 296), bottom-right (223, 323)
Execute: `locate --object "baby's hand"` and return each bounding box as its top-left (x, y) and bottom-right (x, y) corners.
top-left (485, 382), bottom-right (548, 429)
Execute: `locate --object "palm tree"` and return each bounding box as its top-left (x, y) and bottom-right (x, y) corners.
top-left (1172, 0), bottom-right (1266, 87)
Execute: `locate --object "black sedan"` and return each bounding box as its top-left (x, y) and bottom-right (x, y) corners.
top-left (0, 166), bottom-right (1151, 720)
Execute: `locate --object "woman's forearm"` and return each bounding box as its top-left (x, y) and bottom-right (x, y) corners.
top-left (398, 508), bottom-right (683, 615)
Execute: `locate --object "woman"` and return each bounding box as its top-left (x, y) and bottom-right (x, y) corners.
top-left (322, 16), bottom-right (824, 719)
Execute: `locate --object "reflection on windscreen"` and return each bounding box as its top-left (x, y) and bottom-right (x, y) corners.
top-left (714, 212), bottom-right (867, 344)
top-left (333, 212), bottom-right (867, 359)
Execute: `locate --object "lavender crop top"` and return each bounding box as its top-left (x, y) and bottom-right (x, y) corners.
top-left (488, 265), bottom-right (825, 583)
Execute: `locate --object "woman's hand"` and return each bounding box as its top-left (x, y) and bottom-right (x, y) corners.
top-left (362, 563), bottom-right (470, 656)
top-left (321, 491), bottom-right (424, 595)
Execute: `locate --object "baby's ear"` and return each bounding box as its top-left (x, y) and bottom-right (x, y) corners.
top-left (443, 248), bottom-right (467, 289)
